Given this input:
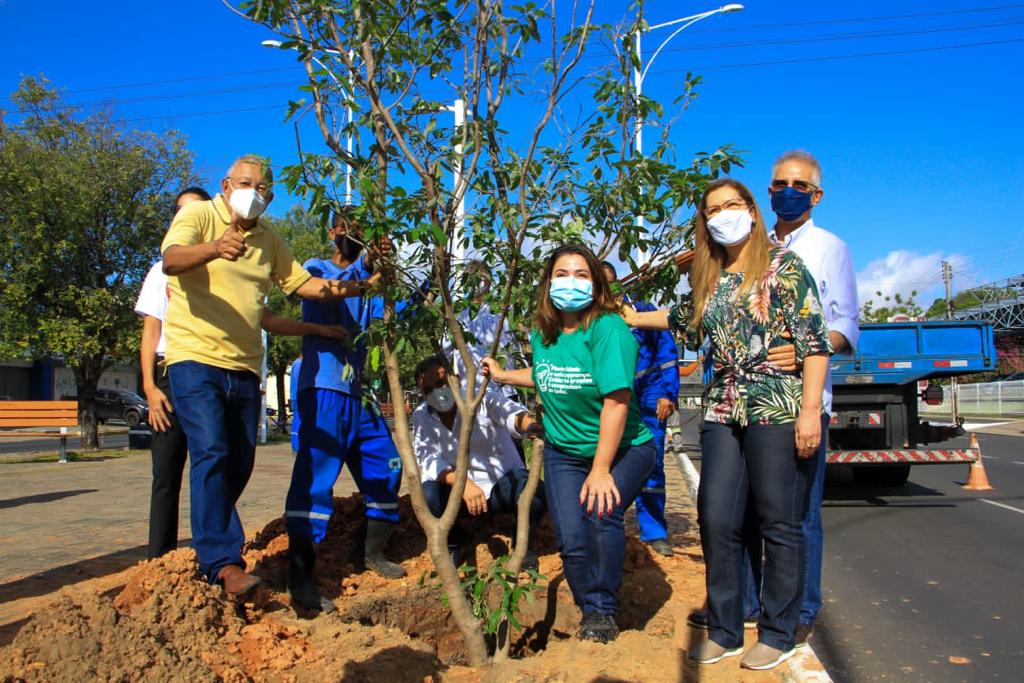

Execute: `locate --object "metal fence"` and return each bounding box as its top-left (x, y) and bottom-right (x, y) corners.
top-left (919, 379), bottom-right (1024, 417)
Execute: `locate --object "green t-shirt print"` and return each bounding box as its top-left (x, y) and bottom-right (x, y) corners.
top-left (531, 313), bottom-right (652, 458)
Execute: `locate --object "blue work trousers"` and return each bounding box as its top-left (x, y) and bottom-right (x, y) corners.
top-left (168, 361), bottom-right (261, 583)
top-left (285, 388), bottom-right (403, 542)
top-left (636, 409), bottom-right (668, 542)
top-left (544, 440), bottom-right (656, 616)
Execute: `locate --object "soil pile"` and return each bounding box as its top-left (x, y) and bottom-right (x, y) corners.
top-left (0, 493), bottom-right (806, 682)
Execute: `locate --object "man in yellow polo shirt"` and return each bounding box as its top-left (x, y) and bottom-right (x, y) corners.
top-left (161, 154), bottom-right (379, 597)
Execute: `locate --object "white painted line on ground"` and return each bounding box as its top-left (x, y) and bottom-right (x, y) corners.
top-left (979, 499), bottom-right (1024, 516)
top-left (672, 450), bottom-right (834, 683)
top-left (1012, 461), bottom-right (1024, 466)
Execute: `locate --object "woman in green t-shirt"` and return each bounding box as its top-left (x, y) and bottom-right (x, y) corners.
top-left (482, 244), bottom-right (655, 644)
top-left (622, 178), bottom-right (830, 670)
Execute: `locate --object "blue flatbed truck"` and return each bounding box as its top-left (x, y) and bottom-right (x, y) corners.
top-left (828, 320), bottom-right (997, 486)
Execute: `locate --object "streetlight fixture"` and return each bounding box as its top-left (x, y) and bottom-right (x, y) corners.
top-left (262, 39), bottom-right (355, 205)
top-left (631, 4), bottom-right (743, 264)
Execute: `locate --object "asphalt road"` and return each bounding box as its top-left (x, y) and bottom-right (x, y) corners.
top-left (684, 426), bottom-right (1024, 682)
top-left (0, 433), bottom-right (130, 456)
top-left (814, 430), bottom-right (1024, 682)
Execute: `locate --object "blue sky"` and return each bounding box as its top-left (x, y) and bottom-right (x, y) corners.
top-left (2, 0), bottom-right (1022, 310)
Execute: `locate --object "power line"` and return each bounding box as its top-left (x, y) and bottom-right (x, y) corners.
top-left (108, 104), bottom-right (285, 125)
top-left (4, 3), bottom-right (1021, 103)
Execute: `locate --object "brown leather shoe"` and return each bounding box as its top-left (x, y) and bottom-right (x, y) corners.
top-left (219, 565), bottom-right (262, 597)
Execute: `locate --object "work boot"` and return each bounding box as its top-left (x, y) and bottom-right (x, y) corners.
top-left (648, 538), bottom-right (675, 557)
top-left (218, 565), bottom-right (262, 598)
top-left (363, 519), bottom-right (407, 579)
top-left (287, 534), bottom-right (335, 613)
top-left (577, 612), bottom-right (619, 644)
top-left (687, 610), bottom-right (758, 630)
top-left (794, 623), bottom-right (814, 649)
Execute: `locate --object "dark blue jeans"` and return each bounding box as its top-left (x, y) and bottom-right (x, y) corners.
top-left (543, 440), bottom-right (657, 616)
top-left (742, 415), bottom-right (830, 625)
top-left (168, 361), bottom-right (261, 583)
top-left (422, 466), bottom-right (546, 550)
top-left (699, 421), bottom-right (811, 651)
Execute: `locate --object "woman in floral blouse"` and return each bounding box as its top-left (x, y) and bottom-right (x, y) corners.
top-left (621, 178), bottom-right (830, 670)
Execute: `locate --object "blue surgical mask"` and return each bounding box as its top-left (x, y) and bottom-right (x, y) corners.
top-left (771, 186), bottom-right (813, 222)
top-left (549, 276), bottom-right (593, 312)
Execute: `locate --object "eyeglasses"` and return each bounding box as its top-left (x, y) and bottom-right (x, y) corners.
top-left (227, 177), bottom-right (271, 195)
top-left (770, 179), bottom-right (819, 193)
top-left (703, 197), bottom-right (748, 219)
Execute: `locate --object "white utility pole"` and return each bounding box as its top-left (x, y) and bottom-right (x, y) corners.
top-left (630, 5), bottom-right (744, 265)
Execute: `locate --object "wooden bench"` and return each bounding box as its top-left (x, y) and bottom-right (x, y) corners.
top-left (0, 400), bottom-right (79, 463)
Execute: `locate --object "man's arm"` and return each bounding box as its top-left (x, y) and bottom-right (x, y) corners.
top-left (163, 226), bottom-right (247, 275)
top-left (259, 307), bottom-right (347, 340)
top-left (293, 271), bottom-right (381, 302)
top-left (139, 317), bottom-right (173, 432)
top-left (825, 241), bottom-right (860, 354)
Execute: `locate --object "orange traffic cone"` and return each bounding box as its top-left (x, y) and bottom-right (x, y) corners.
top-left (962, 432), bottom-right (994, 491)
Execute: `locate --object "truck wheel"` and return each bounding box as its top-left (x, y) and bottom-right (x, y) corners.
top-left (125, 410), bottom-right (141, 428)
top-left (853, 465), bottom-right (910, 488)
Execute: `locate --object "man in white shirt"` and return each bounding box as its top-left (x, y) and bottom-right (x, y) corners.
top-left (412, 355), bottom-right (545, 567)
top-left (763, 150), bottom-right (859, 647)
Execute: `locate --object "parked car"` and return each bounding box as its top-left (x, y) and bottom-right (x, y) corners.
top-left (94, 388), bottom-right (149, 427)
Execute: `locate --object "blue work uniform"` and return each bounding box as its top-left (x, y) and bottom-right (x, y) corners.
top-left (284, 255), bottom-right (403, 542)
top-left (290, 357), bottom-right (301, 453)
top-left (629, 298), bottom-right (680, 543)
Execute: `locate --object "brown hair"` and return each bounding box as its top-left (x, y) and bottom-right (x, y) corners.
top-left (534, 244), bottom-right (619, 347)
top-left (688, 178), bottom-right (772, 335)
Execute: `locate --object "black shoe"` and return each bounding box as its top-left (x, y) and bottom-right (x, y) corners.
top-left (687, 610), bottom-right (757, 630)
top-left (287, 534), bottom-right (335, 613)
top-left (522, 551), bottom-right (539, 572)
top-left (794, 622), bottom-right (814, 649)
top-left (577, 612), bottom-right (619, 644)
top-left (648, 538), bottom-right (675, 557)
top-left (363, 519), bottom-right (407, 579)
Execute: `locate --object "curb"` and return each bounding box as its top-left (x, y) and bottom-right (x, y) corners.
top-left (671, 449), bottom-right (834, 683)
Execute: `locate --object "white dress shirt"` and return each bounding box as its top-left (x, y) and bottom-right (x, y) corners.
top-left (134, 261), bottom-right (169, 355)
top-left (772, 218), bottom-right (860, 413)
top-left (443, 303), bottom-right (523, 396)
top-left (412, 380), bottom-right (527, 498)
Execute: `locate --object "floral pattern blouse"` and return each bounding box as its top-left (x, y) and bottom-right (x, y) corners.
top-left (668, 247), bottom-right (831, 426)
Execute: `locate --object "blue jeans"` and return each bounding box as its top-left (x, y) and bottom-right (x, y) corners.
top-left (699, 422), bottom-right (811, 651)
top-left (285, 389), bottom-right (403, 542)
top-left (636, 409), bottom-right (668, 542)
top-left (742, 414), bottom-right (829, 625)
top-left (543, 440), bottom-right (656, 616)
top-left (168, 361), bottom-right (261, 583)
top-left (422, 466), bottom-right (547, 550)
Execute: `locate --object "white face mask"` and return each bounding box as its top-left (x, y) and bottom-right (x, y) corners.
top-left (706, 209), bottom-right (753, 246)
top-left (228, 186), bottom-right (268, 220)
top-left (426, 386), bottom-right (455, 413)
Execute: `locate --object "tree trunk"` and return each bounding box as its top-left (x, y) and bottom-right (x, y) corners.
top-left (494, 436), bottom-right (545, 662)
top-left (72, 355), bottom-right (104, 450)
top-left (275, 368), bottom-right (288, 433)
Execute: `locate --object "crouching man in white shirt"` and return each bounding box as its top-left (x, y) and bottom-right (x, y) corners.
top-left (412, 355), bottom-right (546, 569)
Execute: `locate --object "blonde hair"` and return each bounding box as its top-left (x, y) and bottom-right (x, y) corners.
top-left (688, 178), bottom-right (771, 335)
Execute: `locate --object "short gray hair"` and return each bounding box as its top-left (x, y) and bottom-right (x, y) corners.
top-left (225, 154), bottom-right (274, 185)
top-left (773, 150), bottom-right (821, 186)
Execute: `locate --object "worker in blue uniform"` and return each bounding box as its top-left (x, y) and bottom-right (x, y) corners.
top-left (285, 207), bottom-right (407, 613)
top-left (602, 262), bottom-right (680, 556)
top-left (289, 356), bottom-right (302, 453)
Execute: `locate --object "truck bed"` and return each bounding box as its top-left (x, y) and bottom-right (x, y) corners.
top-left (830, 321), bottom-right (996, 386)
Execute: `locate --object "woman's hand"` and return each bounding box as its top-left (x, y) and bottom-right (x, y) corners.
top-left (795, 408), bottom-right (822, 459)
top-left (580, 468), bottom-right (621, 518)
top-left (480, 356), bottom-right (504, 383)
top-left (618, 302), bottom-right (638, 326)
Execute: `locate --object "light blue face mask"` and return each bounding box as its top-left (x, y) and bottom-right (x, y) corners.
top-left (549, 276), bottom-right (594, 312)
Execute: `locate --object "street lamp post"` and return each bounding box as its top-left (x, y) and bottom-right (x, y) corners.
top-left (442, 99), bottom-right (467, 266)
top-left (262, 39), bottom-right (355, 205)
top-left (631, 4), bottom-right (743, 265)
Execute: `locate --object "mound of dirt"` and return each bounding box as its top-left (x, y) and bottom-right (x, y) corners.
top-left (0, 493), bottom-right (799, 682)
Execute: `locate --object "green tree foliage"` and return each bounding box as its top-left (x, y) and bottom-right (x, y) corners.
top-left (861, 290), bottom-right (925, 323)
top-left (0, 76), bottom-right (195, 447)
top-left (232, 0), bottom-right (740, 664)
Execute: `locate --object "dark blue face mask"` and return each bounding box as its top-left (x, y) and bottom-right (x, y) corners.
top-left (771, 186), bottom-right (813, 222)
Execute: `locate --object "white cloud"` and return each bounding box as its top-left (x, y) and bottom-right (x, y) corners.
top-left (856, 250), bottom-right (968, 308)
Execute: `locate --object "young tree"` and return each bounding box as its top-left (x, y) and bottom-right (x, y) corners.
top-left (230, 0), bottom-right (740, 664)
top-left (0, 77), bottom-right (195, 448)
top-left (861, 290), bottom-right (925, 323)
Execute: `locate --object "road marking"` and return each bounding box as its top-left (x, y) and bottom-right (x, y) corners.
top-left (979, 499), bottom-right (1024, 516)
top-left (1012, 461), bottom-right (1024, 466)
